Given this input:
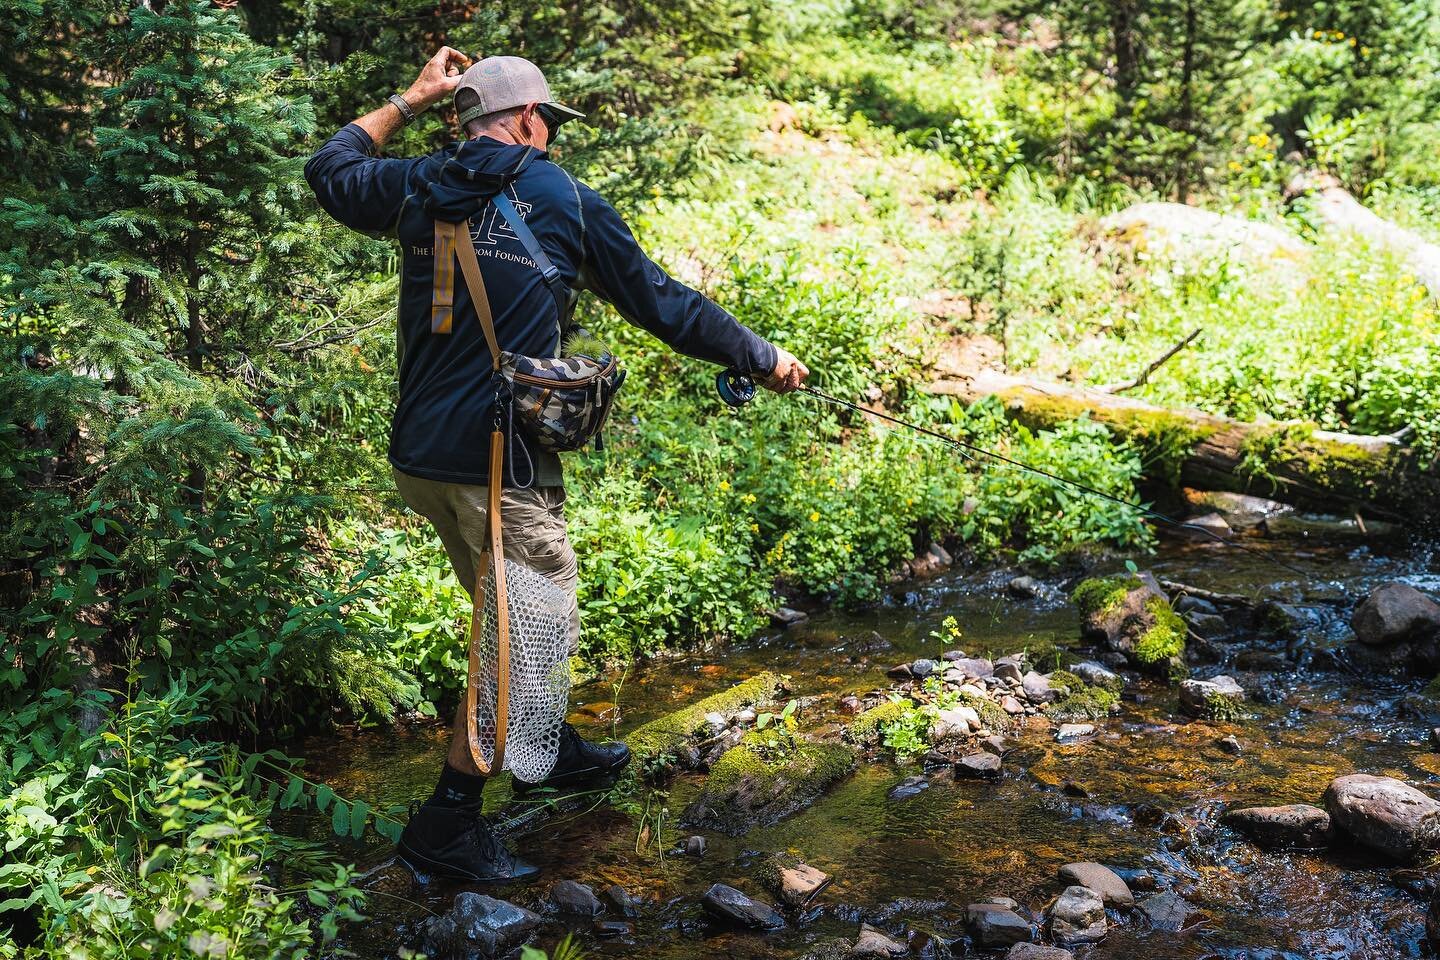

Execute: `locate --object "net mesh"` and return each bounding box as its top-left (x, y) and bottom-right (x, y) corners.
top-left (471, 556), bottom-right (572, 782)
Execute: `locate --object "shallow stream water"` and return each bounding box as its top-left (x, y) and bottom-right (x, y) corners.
top-left (302, 537), bottom-right (1440, 959)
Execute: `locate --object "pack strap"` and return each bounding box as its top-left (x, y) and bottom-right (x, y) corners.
top-left (442, 218), bottom-right (503, 372)
top-left (492, 191), bottom-right (569, 323)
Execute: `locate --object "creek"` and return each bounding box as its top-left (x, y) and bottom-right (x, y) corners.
top-left (302, 536), bottom-right (1440, 959)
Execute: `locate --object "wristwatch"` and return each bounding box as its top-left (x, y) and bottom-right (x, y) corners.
top-left (387, 93), bottom-right (418, 124)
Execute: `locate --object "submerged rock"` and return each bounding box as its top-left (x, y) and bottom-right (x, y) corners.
top-left (701, 883), bottom-right (785, 930)
top-left (955, 752), bottom-right (1002, 780)
top-left (1178, 675), bottom-right (1246, 720)
top-left (1008, 575), bottom-right (1045, 599)
top-left (1005, 946), bottom-right (1075, 960)
top-left (1072, 574), bottom-right (1185, 674)
top-left (888, 775), bottom-right (930, 801)
top-left (1322, 773), bottom-right (1440, 862)
top-left (1055, 723), bottom-right (1094, 742)
top-left (1222, 804), bottom-right (1332, 849)
top-left (1216, 734), bottom-right (1243, 755)
top-left (1137, 891), bottom-right (1193, 931)
top-left (966, 903), bottom-right (1034, 947)
top-left (546, 880), bottom-right (604, 917)
top-left (1056, 863), bottom-right (1132, 907)
top-left (418, 892), bottom-right (542, 958)
top-left (852, 923), bottom-right (907, 958)
top-left (1046, 886), bottom-right (1106, 945)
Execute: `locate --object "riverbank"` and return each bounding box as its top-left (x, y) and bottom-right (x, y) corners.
top-left (303, 533), bottom-right (1440, 959)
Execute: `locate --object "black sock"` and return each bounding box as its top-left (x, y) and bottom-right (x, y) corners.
top-left (429, 762), bottom-right (487, 808)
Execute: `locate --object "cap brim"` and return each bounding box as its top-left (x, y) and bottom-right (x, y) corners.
top-left (545, 101), bottom-right (586, 124)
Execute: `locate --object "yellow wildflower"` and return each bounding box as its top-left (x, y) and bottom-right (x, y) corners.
top-left (809, 511), bottom-right (820, 522)
top-left (718, 480), bottom-right (731, 492)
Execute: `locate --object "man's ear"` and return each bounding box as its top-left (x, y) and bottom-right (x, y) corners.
top-left (518, 103), bottom-right (538, 141)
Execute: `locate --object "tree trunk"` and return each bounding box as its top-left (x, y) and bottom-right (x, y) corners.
top-left (925, 368), bottom-right (1437, 520)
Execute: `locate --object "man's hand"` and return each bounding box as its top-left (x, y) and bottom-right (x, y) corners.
top-left (403, 47), bottom-right (473, 112)
top-left (760, 346), bottom-right (810, 394)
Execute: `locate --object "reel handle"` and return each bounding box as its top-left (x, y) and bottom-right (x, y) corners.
top-left (716, 369), bottom-right (757, 407)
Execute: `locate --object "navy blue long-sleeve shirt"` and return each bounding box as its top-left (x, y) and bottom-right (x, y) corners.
top-left (304, 124), bottom-right (777, 486)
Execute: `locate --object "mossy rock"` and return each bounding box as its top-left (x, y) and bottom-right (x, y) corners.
top-left (682, 731), bottom-right (856, 836)
top-left (957, 693), bottom-right (1013, 734)
top-left (844, 698), bottom-right (915, 745)
top-left (1043, 670), bottom-right (1120, 722)
top-left (795, 939), bottom-right (853, 960)
top-left (625, 672), bottom-right (785, 766)
top-left (1072, 573), bottom-right (1185, 676)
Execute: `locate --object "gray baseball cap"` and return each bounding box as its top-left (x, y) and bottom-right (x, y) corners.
top-left (454, 56), bottom-right (585, 127)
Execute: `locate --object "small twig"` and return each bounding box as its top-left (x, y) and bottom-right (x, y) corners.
top-left (1102, 328), bottom-right (1203, 394)
top-left (1159, 579), bottom-right (1255, 607)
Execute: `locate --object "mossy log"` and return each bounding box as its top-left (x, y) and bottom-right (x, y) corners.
top-left (926, 368), bottom-right (1436, 519)
top-left (681, 731), bottom-right (856, 835)
top-left (624, 672), bottom-right (786, 766)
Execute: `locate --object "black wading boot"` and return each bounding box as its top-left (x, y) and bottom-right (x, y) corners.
top-left (513, 722), bottom-right (631, 795)
top-left (397, 802), bottom-right (539, 882)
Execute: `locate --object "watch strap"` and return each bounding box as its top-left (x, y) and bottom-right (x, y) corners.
top-left (387, 93), bottom-right (417, 124)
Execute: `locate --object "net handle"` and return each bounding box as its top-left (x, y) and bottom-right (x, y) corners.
top-left (465, 428), bottom-right (510, 775)
top-left (453, 211), bottom-right (510, 776)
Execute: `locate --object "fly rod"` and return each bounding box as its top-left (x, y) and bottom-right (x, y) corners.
top-left (715, 369), bottom-right (1312, 579)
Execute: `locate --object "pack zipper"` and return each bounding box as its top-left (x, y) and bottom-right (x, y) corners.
top-left (510, 355), bottom-right (617, 388)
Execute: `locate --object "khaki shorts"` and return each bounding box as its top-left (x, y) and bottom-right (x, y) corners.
top-left (393, 468), bottom-right (580, 654)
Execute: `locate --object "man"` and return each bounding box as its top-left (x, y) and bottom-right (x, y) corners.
top-left (305, 48), bottom-right (809, 882)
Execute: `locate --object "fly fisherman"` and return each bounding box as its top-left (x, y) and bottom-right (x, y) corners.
top-left (305, 48), bottom-right (809, 882)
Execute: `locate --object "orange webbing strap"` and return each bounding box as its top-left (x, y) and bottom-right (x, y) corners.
top-left (450, 214), bottom-right (510, 775)
top-left (431, 221), bottom-right (456, 334)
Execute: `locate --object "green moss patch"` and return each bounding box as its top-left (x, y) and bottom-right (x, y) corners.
top-left (1134, 596), bottom-right (1187, 664)
top-left (844, 698), bottom-right (914, 745)
top-left (684, 731), bottom-right (856, 835)
top-left (1043, 671), bottom-right (1119, 722)
top-left (625, 672), bottom-right (785, 764)
top-left (1071, 575), bottom-right (1141, 618)
top-left (957, 693), bottom-right (1013, 733)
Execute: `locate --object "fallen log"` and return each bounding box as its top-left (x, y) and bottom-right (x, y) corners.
top-left (1287, 172), bottom-right (1440, 295)
top-left (925, 368), bottom-right (1438, 520)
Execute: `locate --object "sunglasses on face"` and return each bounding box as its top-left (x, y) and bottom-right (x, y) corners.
top-left (536, 104), bottom-right (561, 139)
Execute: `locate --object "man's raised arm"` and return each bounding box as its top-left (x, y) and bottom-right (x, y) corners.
top-left (304, 48), bottom-right (472, 233)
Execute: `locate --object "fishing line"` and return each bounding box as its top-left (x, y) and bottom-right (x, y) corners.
top-left (715, 370), bottom-right (1311, 579)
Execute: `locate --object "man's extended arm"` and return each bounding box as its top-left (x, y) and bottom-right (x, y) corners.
top-left (304, 48), bottom-right (472, 233)
top-left (575, 184), bottom-right (808, 391)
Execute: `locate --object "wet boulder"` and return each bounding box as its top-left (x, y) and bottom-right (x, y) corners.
top-left (1045, 885), bottom-right (1106, 945)
top-left (965, 903), bottom-right (1034, 948)
top-left (417, 892), bottom-right (542, 958)
top-left (600, 884), bottom-right (641, 918)
top-left (756, 853), bottom-right (831, 908)
top-left (931, 705), bottom-right (981, 741)
top-left (1056, 863), bottom-right (1132, 907)
top-left (1349, 583), bottom-right (1440, 672)
top-left (1221, 804), bottom-right (1332, 849)
top-left (1054, 723), bottom-right (1094, 742)
top-left (1006, 946), bottom-right (1075, 960)
top-left (1175, 511), bottom-right (1232, 541)
top-left (701, 883), bottom-right (785, 929)
top-left (1178, 675), bottom-right (1245, 720)
top-left (1022, 671), bottom-right (1057, 703)
top-left (1322, 773), bottom-right (1440, 862)
top-left (852, 923), bottom-right (907, 957)
top-left (1008, 575), bottom-right (1045, 599)
top-left (1068, 661), bottom-right (1122, 691)
top-left (955, 752), bottom-right (1003, 780)
top-left (545, 880), bottom-right (604, 917)
top-left (771, 606), bottom-right (809, 628)
top-left (1137, 891), bottom-right (1193, 931)
top-left (1071, 574), bottom-right (1185, 674)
